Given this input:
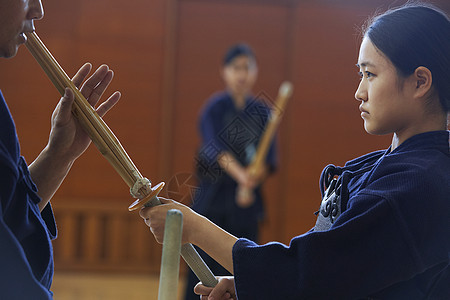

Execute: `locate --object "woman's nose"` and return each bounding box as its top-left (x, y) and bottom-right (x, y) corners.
top-left (354, 80), bottom-right (367, 102)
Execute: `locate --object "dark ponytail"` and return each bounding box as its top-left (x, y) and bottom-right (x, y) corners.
top-left (364, 2), bottom-right (450, 112)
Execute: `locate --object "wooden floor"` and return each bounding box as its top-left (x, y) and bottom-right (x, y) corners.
top-left (51, 272), bottom-right (187, 300)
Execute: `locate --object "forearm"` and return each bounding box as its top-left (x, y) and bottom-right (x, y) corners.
top-left (219, 152), bottom-right (269, 185)
top-left (254, 163), bottom-right (269, 183)
top-left (141, 198), bottom-right (238, 273)
top-left (190, 214), bottom-right (238, 274)
top-left (29, 145), bottom-right (74, 211)
top-left (218, 152), bottom-right (247, 185)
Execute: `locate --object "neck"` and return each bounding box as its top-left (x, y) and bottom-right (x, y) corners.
top-left (390, 111), bottom-right (447, 151)
top-left (231, 93), bottom-right (246, 109)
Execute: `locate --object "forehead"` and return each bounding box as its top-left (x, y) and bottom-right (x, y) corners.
top-left (226, 55), bottom-right (255, 67)
top-left (357, 37), bottom-right (392, 69)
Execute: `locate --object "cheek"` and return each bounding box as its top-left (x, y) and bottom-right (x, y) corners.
top-left (223, 71), bottom-right (237, 83)
top-left (368, 80), bottom-right (395, 108)
top-left (247, 73), bottom-right (257, 83)
top-left (369, 94), bottom-right (390, 124)
top-left (1, 7), bottom-right (25, 32)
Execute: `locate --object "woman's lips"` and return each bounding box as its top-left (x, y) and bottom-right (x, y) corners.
top-left (359, 105), bottom-right (369, 118)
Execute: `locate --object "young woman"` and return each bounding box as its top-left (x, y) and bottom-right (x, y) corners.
top-left (140, 2), bottom-right (449, 299)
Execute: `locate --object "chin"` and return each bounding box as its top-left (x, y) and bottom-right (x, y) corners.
top-left (364, 123), bottom-right (380, 135)
top-left (1, 45), bottom-right (19, 59)
top-left (5, 51), bottom-right (18, 59)
top-left (364, 125), bottom-right (391, 136)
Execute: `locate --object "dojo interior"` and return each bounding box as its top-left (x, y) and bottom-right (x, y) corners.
top-left (1, 0), bottom-right (448, 298)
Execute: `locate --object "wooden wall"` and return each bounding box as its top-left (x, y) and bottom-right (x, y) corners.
top-left (1, 0), bottom-right (448, 272)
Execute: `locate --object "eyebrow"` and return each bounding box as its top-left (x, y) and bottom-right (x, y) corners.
top-left (356, 62), bottom-right (376, 68)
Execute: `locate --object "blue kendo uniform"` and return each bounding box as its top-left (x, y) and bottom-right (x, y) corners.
top-left (0, 91), bottom-right (56, 299)
top-left (232, 131), bottom-right (450, 299)
top-left (185, 90), bottom-right (278, 300)
top-left (193, 91), bottom-right (277, 238)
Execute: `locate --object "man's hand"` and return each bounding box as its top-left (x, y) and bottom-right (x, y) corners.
top-left (46, 63), bottom-right (121, 163)
top-left (30, 63), bottom-right (121, 209)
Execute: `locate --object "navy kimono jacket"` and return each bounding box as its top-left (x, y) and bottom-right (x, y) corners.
top-left (0, 91), bottom-right (56, 299)
top-left (232, 131), bottom-right (449, 299)
top-left (193, 91), bottom-right (278, 240)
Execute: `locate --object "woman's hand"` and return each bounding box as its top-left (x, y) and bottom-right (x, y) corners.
top-left (139, 198), bottom-right (238, 273)
top-left (194, 276), bottom-right (236, 300)
top-left (139, 197), bottom-right (201, 245)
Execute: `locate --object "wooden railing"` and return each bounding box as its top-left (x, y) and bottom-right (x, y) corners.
top-left (51, 198), bottom-right (164, 273)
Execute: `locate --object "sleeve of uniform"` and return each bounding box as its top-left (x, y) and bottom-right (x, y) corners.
top-left (198, 100), bottom-right (228, 159)
top-left (232, 132), bottom-right (449, 298)
top-left (41, 203), bottom-right (57, 240)
top-left (21, 155), bottom-right (57, 241)
top-left (0, 176), bottom-right (53, 299)
top-left (231, 191), bottom-right (433, 299)
top-left (265, 135), bottom-right (278, 173)
top-left (0, 219), bottom-right (53, 299)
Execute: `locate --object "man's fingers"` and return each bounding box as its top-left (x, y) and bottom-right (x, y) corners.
top-left (71, 63), bottom-right (114, 109)
top-left (79, 65), bottom-right (112, 106)
top-left (71, 63), bottom-right (92, 88)
top-left (96, 91), bottom-right (121, 117)
top-left (54, 88), bottom-right (74, 125)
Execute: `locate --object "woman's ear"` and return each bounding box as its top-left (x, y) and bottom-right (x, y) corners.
top-left (413, 66), bottom-right (433, 98)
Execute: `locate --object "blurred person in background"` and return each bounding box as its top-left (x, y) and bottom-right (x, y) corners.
top-left (184, 43), bottom-right (278, 299)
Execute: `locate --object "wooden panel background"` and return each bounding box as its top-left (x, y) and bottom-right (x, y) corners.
top-left (0, 0), bottom-right (448, 273)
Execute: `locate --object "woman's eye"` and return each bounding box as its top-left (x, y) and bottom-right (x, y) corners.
top-left (358, 71), bottom-right (374, 79)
